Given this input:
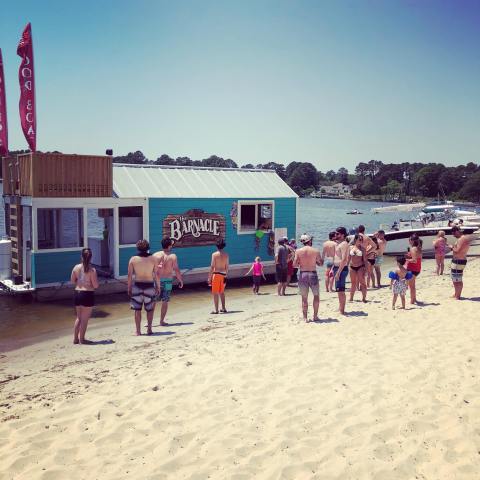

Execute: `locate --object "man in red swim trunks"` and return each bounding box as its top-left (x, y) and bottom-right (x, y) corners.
top-left (208, 239), bottom-right (229, 314)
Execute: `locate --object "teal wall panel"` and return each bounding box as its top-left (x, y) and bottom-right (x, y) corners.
top-left (33, 250), bottom-right (80, 285)
top-left (119, 246), bottom-right (137, 276)
top-left (148, 197), bottom-right (296, 271)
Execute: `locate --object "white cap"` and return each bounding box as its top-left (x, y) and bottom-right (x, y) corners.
top-left (300, 234), bottom-right (312, 244)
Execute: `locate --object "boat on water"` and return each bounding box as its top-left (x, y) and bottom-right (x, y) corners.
top-left (371, 202), bottom-right (425, 214)
top-left (346, 209), bottom-right (362, 215)
top-left (376, 218), bottom-right (478, 256)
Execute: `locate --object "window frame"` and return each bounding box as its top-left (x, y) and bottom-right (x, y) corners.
top-left (237, 200), bottom-right (275, 235)
top-left (118, 205), bottom-right (144, 246)
top-left (36, 207), bottom-right (84, 251)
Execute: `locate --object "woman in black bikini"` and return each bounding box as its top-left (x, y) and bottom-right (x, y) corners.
top-left (349, 234), bottom-right (367, 303)
top-left (366, 236), bottom-right (379, 288)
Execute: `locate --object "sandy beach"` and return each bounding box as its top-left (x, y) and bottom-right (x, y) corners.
top-left (1, 252), bottom-right (480, 480)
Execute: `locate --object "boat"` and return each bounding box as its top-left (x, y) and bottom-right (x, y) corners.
top-left (346, 209), bottom-right (362, 215)
top-left (377, 219), bottom-right (478, 256)
top-left (371, 203), bottom-right (425, 214)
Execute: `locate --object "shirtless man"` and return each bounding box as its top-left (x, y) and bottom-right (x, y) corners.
top-left (294, 234), bottom-right (323, 322)
top-left (208, 238), bottom-right (229, 314)
top-left (448, 226), bottom-right (472, 300)
top-left (128, 239), bottom-right (159, 335)
top-left (322, 231), bottom-right (337, 292)
top-left (153, 237), bottom-right (183, 326)
top-left (374, 230), bottom-right (387, 287)
top-left (333, 227), bottom-right (350, 315)
top-left (358, 225), bottom-right (378, 288)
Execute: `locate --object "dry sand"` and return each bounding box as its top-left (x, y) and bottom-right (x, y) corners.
top-left (1, 254), bottom-right (480, 479)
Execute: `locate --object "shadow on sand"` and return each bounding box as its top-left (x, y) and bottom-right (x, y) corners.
top-left (81, 339), bottom-right (115, 345)
top-left (312, 318), bottom-right (339, 324)
top-left (146, 331), bottom-right (176, 337)
top-left (346, 310), bottom-right (368, 317)
top-left (415, 301), bottom-right (440, 307)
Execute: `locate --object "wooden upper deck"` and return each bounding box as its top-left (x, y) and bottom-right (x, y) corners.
top-left (1, 152), bottom-right (112, 197)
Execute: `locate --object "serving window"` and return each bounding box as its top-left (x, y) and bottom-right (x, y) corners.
top-left (37, 208), bottom-right (84, 249)
top-left (119, 206), bottom-right (143, 245)
top-left (238, 201), bottom-right (274, 234)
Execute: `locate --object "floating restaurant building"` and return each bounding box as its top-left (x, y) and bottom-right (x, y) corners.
top-left (0, 153), bottom-right (297, 297)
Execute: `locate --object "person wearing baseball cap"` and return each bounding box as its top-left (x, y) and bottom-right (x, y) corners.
top-left (293, 233), bottom-right (323, 322)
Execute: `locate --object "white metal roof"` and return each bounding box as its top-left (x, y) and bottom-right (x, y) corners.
top-left (112, 164), bottom-right (297, 199)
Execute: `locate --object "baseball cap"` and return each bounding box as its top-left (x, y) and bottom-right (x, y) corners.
top-left (300, 234), bottom-right (312, 244)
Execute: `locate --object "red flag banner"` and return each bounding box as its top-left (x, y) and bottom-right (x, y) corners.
top-left (0, 48), bottom-right (8, 156)
top-left (17, 23), bottom-right (36, 151)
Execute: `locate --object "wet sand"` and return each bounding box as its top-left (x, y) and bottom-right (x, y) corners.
top-left (1, 249), bottom-right (480, 479)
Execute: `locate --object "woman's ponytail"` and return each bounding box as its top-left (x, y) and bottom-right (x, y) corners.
top-left (81, 248), bottom-right (92, 273)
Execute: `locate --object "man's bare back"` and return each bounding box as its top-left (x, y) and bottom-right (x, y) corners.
top-left (294, 245), bottom-right (322, 271)
top-left (129, 255), bottom-right (157, 282)
top-left (154, 251), bottom-right (179, 278)
top-left (322, 240), bottom-right (336, 259)
top-left (211, 250), bottom-right (229, 273)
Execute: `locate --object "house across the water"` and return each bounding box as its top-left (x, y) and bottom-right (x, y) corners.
top-left (0, 153), bottom-right (297, 299)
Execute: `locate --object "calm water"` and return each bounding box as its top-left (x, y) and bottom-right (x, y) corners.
top-left (297, 197), bottom-right (401, 249)
top-left (0, 197), bottom-right (399, 350)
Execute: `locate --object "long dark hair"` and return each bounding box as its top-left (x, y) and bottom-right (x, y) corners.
top-left (81, 248), bottom-right (92, 273)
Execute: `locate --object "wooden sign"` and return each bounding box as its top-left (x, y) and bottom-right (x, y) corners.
top-left (162, 209), bottom-right (226, 248)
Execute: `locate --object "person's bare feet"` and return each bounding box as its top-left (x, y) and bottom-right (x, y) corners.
top-left (147, 329), bottom-right (153, 335)
top-left (73, 339), bottom-right (79, 344)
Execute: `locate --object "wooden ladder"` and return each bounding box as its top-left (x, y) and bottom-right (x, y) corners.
top-left (9, 200), bottom-right (23, 278)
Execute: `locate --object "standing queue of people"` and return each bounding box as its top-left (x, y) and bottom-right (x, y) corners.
top-left (70, 225), bottom-right (472, 340)
top-left (286, 225), bottom-right (472, 322)
top-left (70, 237), bottom-right (229, 343)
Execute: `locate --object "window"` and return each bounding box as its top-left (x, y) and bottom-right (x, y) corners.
top-left (238, 201), bottom-right (274, 233)
top-left (37, 208), bottom-right (83, 249)
top-left (119, 206), bottom-right (143, 245)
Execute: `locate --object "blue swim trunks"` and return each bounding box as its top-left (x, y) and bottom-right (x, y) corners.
top-left (332, 266), bottom-right (349, 292)
top-left (159, 278), bottom-right (173, 302)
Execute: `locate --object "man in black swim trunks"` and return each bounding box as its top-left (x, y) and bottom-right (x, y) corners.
top-left (128, 239), bottom-right (159, 335)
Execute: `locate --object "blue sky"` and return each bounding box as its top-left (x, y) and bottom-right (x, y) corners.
top-left (1, 0), bottom-right (479, 170)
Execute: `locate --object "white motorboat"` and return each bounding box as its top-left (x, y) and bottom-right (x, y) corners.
top-left (378, 220), bottom-right (478, 256)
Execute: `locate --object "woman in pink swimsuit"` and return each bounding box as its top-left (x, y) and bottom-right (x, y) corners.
top-left (433, 230), bottom-right (447, 275)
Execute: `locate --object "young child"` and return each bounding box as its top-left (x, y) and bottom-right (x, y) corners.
top-left (433, 230), bottom-right (447, 275)
top-left (388, 256), bottom-right (413, 310)
top-left (245, 256), bottom-right (267, 294)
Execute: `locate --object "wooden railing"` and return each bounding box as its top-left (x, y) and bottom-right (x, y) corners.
top-left (1, 152), bottom-right (112, 197)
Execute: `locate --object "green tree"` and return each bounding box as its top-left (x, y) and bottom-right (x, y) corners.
top-left (413, 164), bottom-right (446, 197)
top-left (381, 179), bottom-right (402, 198)
top-left (458, 172), bottom-right (480, 202)
top-left (260, 162), bottom-right (287, 179)
top-left (154, 154), bottom-right (175, 165)
top-left (325, 170), bottom-right (336, 182)
top-left (336, 167), bottom-right (349, 184)
top-left (287, 163), bottom-right (318, 190)
top-left (113, 150), bottom-right (149, 164)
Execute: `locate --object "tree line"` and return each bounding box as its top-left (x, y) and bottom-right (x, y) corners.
top-left (5, 149), bottom-right (479, 202)
top-left (113, 152), bottom-right (480, 202)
